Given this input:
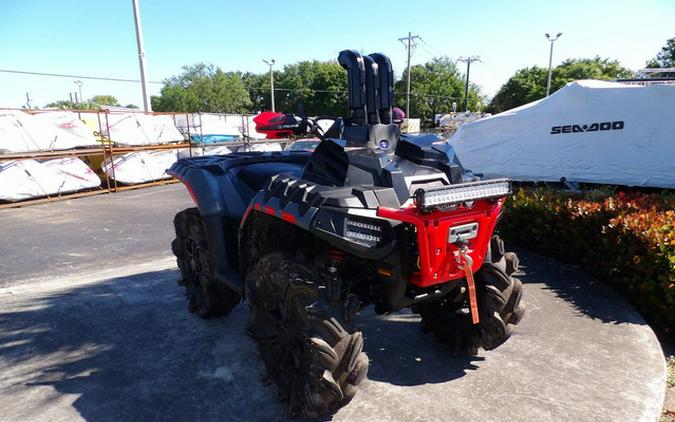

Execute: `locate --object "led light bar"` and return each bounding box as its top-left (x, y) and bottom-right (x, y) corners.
top-left (414, 178), bottom-right (512, 212)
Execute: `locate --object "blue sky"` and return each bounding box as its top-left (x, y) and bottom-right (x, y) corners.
top-left (1, 0), bottom-right (673, 109)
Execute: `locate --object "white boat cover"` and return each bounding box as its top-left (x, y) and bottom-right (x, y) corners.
top-left (0, 157), bottom-right (101, 201)
top-left (178, 145), bottom-right (232, 159)
top-left (401, 118), bottom-right (421, 133)
top-left (174, 113), bottom-right (243, 137)
top-left (173, 113), bottom-right (268, 139)
top-left (450, 80), bottom-right (675, 188)
top-left (104, 145), bottom-right (233, 185)
top-left (176, 113), bottom-right (267, 139)
top-left (240, 143), bottom-right (283, 152)
top-left (439, 112), bottom-right (490, 129)
top-left (102, 113), bottom-right (184, 146)
top-left (0, 110), bottom-right (98, 153)
top-left (102, 150), bottom-right (181, 184)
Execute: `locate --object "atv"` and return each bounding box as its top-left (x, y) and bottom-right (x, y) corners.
top-left (169, 49), bottom-right (525, 419)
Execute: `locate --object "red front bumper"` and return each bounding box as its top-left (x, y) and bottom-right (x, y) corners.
top-left (377, 197), bottom-right (506, 288)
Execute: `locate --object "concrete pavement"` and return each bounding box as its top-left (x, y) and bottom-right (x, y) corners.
top-left (0, 185), bottom-right (192, 286)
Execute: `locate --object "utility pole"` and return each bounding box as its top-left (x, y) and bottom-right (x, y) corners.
top-left (74, 80), bottom-right (83, 103)
top-left (458, 56), bottom-right (481, 111)
top-left (545, 32), bottom-right (562, 96)
top-left (399, 32), bottom-right (421, 118)
top-left (25, 92), bottom-right (32, 109)
top-left (263, 59), bottom-right (276, 112)
top-left (131, 0), bottom-right (152, 111)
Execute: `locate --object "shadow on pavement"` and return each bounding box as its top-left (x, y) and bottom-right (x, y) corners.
top-left (514, 249), bottom-right (645, 326)
top-left (357, 310), bottom-right (483, 386)
top-left (0, 268), bottom-right (479, 421)
top-left (0, 269), bottom-right (286, 422)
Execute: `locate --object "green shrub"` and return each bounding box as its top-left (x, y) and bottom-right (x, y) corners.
top-left (499, 187), bottom-right (674, 334)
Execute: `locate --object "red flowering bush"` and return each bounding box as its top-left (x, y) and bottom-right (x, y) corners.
top-left (499, 187), bottom-right (674, 334)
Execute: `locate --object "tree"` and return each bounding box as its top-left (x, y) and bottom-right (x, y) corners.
top-left (90, 95), bottom-right (120, 106)
top-left (152, 63), bottom-right (252, 113)
top-left (45, 94), bottom-right (122, 110)
top-left (394, 57), bottom-right (478, 122)
top-left (273, 61), bottom-right (347, 116)
top-left (552, 57), bottom-right (633, 85)
top-left (241, 71), bottom-right (269, 112)
top-left (486, 66), bottom-right (548, 113)
top-left (646, 37), bottom-right (675, 76)
top-left (488, 57), bottom-right (633, 113)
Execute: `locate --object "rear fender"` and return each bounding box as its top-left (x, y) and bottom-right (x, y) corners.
top-left (171, 169), bottom-right (251, 292)
top-left (173, 169), bottom-right (250, 218)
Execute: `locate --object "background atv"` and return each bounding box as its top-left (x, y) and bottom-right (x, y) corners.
top-left (169, 49), bottom-right (524, 418)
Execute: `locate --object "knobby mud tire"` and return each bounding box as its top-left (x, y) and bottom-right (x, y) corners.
top-left (245, 253), bottom-right (369, 419)
top-left (172, 207), bottom-right (240, 318)
top-left (416, 235), bottom-right (526, 355)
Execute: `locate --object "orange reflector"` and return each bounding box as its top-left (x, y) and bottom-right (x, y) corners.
top-left (377, 267), bottom-right (393, 277)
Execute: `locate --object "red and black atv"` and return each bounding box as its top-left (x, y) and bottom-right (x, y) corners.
top-left (253, 111), bottom-right (304, 139)
top-left (169, 49), bottom-right (525, 419)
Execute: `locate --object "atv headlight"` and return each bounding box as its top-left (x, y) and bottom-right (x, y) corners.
top-left (345, 218), bottom-right (384, 247)
top-left (414, 179), bottom-right (511, 212)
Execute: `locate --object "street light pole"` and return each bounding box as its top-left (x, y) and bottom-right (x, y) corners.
top-left (263, 59), bottom-right (275, 112)
top-left (131, 0), bottom-right (152, 112)
top-left (74, 80), bottom-right (83, 103)
top-left (458, 56), bottom-right (481, 112)
top-left (545, 32), bottom-right (562, 96)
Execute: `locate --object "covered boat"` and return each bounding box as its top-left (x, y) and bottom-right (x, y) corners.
top-left (0, 110), bottom-right (98, 153)
top-left (101, 150), bottom-right (181, 184)
top-left (0, 157), bottom-right (101, 201)
top-left (102, 113), bottom-right (184, 146)
top-left (450, 80), bottom-right (675, 188)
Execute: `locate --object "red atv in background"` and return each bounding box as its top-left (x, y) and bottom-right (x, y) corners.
top-left (253, 111), bottom-right (304, 139)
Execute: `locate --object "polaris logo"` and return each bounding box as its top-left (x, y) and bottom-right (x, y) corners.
top-left (551, 121), bottom-right (624, 134)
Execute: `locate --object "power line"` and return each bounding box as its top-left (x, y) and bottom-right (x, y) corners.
top-left (0, 68), bottom-right (164, 84)
top-left (4, 68), bottom-right (460, 100)
top-left (247, 86), bottom-right (459, 100)
top-left (419, 38), bottom-right (447, 58)
top-left (415, 43), bottom-right (438, 60)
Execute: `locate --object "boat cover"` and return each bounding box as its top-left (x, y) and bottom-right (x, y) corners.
top-left (450, 80), bottom-right (675, 188)
top-left (0, 110), bottom-right (98, 153)
top-left (102, 150), bottom-right (181, 184)
top-left (0, 157), bottom-right (101, 201)
top-left (186, 145), bottom-right (233, 157)
top-left (173, 113), bottom-right (267, 139)
top-left (102, 113), bottom-right (184, 145)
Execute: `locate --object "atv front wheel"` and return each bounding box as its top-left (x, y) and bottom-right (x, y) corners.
top-left (172, 208), bottom-right (240, 318)
top-left (245, 253), bottom-right (369, 419)
top-left (416, 235), bottom-right (525, 355)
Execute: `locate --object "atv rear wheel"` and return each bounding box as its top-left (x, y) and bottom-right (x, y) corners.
top-left (416, 235), bottom-right (525, 355)
top-left (172, 208), bottom-right (240, 318)
top-left (245, 253), bottom-right (369, 419)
